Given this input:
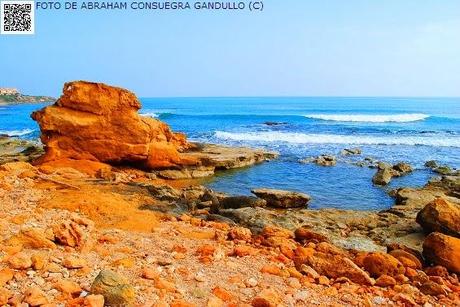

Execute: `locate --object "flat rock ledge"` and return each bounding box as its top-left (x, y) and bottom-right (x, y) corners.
top-left (251, 188), bottom-right (311, 208)
top-left (156, 143), bottom-right (278, 179)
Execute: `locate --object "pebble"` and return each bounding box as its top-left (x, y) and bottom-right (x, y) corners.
top-left (195, 271), bottom-right (206, 282)
top-left (245, 277), bottom-right (258, 288)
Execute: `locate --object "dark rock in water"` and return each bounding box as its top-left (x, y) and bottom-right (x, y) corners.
top-left (263, 121), bottom-right (287, 126)
top-left (425, 160), bottom-right (438, 169)
top-left (315, 155), bottom-right (336, 166)
top-left (251, 188), bottom-right (311, 208)
top-left (433, 166), bottom-right (452, 176)
top-left (301, 155), bottom-right (337, 166)
top-left (341, 147), bottom-right (362, 156)
top-left (372, 168), bottom-right (393, 186)
top-left (373, 162), bottom-right (412, 185)
top-left (416, 198), bottom-right (460, 238)
top-left (393, 162), bottom-right (413, 175)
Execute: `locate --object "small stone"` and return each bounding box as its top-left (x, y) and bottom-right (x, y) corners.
top-left (300, 265), bottom-right (320, 279)
top-left (54, 279), bottom-right (82, 295)
top-left (251, 289), bottom-right (281, 307)
top-left (318, 275), bottom-right (330, 285)
top-left (375, 275), bottom-right (396, 287)
top-left (46, 262), bottom-right (62, 273)
top-left (155, 278), bottom-right (176, 292)
top-left (287, 277), bottom-right (301, 289)
top-left (420, 281), bottom-right (448, 296)
top-left (0, 268), bottom-right (14, 286)
top-left (212, 287), bottom-right (233, 302)
top-left (8, 252), bottom-right (32, 270)
top-left (232, 245), bottom-right (256, 257)
top-left (141, 267), bottom-right (158, 280)
top-left (207, 296), bottom-right (224, 307)
top-left (62, 255), bottom-right (87, 269)
top-left (0, 288), bottom-right (11, 305)
top-left (23, 287), bottom-right (49, 306)
top-left (84, 294), bottom-right (105, 307)
top-left (260, 265), bottom-right (281, 276)
top-left (194, 271), bottom-right (206, 282)
top-left (245, 277), bottom-right (258, 288)
top-left (31, 253), bottom-right (47, 270)
top-left (228, 227), bottom-right (252, 241)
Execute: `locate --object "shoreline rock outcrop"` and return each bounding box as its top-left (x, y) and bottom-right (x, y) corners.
top-left (32, 81), bottom-right (194, 170)
top-left (31, 81), bottom-right (277, 177)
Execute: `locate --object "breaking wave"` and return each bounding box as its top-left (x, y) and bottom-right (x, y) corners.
top-left (304, 113), bottom-right (429, 123)
top-left (0, 129), bottom-right (35, 137)
top-left (141, 112), bottom-right (159, 118)
top-left (214, 131), bottom-right (460, 147)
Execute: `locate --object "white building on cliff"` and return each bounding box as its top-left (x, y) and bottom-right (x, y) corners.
top-left (0, 88), bottom-right (19, 95)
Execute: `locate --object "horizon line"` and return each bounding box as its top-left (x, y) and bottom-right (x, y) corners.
top-left (137, 95), bottom-right (460, 99)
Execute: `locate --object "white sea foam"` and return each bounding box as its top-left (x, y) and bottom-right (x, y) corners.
top-left (304, 113), bottom-right (429, 123)
top-left (141, 112), bottom-right (159, 118)
top-left (214, 131), bottom-right (460, 147)
top-left (0, 129), bottom-right (35, 137)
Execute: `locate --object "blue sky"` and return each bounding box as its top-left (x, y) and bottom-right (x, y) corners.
top-left (1, 0), bottom-right (460, 97)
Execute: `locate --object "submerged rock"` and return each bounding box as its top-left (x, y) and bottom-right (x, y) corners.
top-left (315, 155), bottom-right (336, 166)
top-left (393, 162), bottom-right (413, 175)
top-left (251, 188), bottom-right (311, 208)
top-left (341, 147), bottom-right (362, 156)
top-left (425, 160), bottom-right (438, 169)
top-left (299, 154), bottom-right (336, 166)
top-left (372, 168), bottom-right (393, 186)
top-left (372, 162), bottom-right (413, 186)
top-left (416, 198), bottom-right (460, 238)
top-left (423, 232), bottom-right (460, 274)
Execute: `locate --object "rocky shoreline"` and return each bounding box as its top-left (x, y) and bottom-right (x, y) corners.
top-left (0, 81), bottom-right (459, 306)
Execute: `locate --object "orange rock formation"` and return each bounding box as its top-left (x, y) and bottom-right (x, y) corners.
top-left (32, 81), bottom-right (195, 169)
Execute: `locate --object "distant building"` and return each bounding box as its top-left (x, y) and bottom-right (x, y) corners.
top-left (0, 88), bottom-right (19, 95)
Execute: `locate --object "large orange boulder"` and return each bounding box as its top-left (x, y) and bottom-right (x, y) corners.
top-left (423, 232), bottom-right (460, 274)
top-left (416, 198), bottom-right (460, 238)
top-left (362, 252), bottom-right (405, 278)
top-left (32, 81), bottom-right (195, 169)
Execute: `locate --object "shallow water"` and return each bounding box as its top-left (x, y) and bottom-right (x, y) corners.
top-left (1, 97), bottom-right (459, 210)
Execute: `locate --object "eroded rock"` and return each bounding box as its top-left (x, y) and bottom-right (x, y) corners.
top-left (251, 188), bottom-right (310, 208)
top-left (32, 81), bottom-right (193, 169)
top-left (423, 232), bottom-right (460, 274)
top-left (416, 198), bottom-right (460, 238)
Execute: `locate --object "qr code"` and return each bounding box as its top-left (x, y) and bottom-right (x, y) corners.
top-left (1, 1), bottom-right (34, 34)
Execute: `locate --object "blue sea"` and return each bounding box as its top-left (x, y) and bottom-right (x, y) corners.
top-left (1, 97), bottom-right (459, 211)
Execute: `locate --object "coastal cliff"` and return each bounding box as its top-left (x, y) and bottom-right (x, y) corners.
top-left (0, 88), bottom-right (55, 104)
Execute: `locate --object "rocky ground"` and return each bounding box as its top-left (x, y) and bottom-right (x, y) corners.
top-left (1, 81), bottom-right (459, 306)
top-left (0, 160), bottom-right (459, 306)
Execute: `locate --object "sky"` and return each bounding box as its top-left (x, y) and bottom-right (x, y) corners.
top-left (1, 0), bottom-right (460, 97)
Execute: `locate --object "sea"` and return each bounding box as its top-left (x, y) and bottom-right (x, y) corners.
top-left (1, 97), bottom-right (459, 211)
